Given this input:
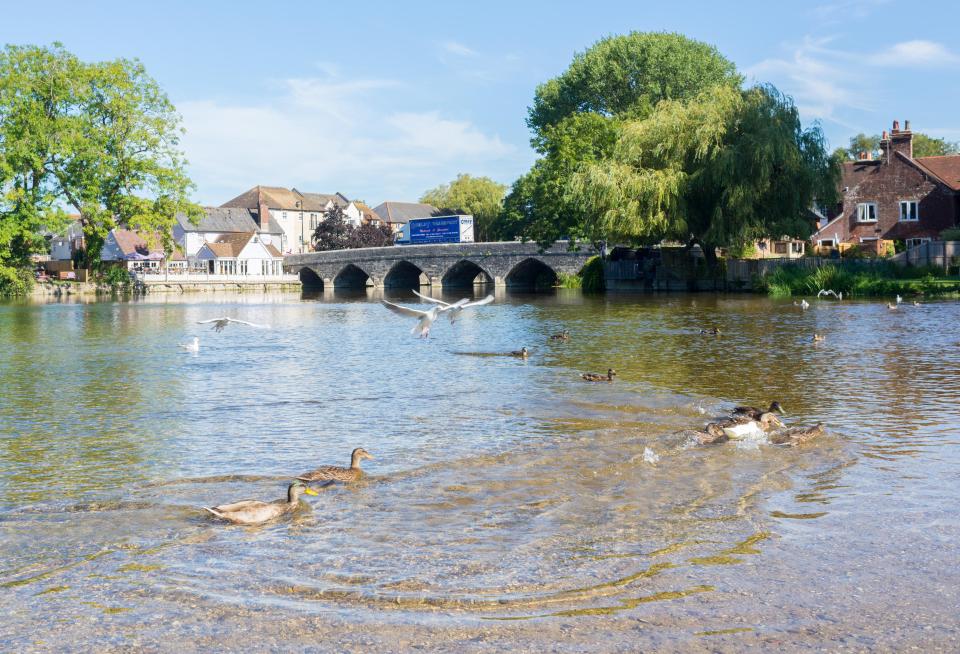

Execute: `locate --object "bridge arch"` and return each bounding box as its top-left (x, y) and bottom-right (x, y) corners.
top-left (383, 260), bottom-right (429, 289)
top-left (505, 257), bottom-right (558, 290)
top-left (333, 263), bottom-right (373, 289)
top-left (298, 267), bottom-right (324, 290)
top-left (442, 259), bottom-right (494, 288)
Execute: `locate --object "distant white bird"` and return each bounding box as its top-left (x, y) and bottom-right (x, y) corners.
top-left (887, 302), bottom-right (898, 310)
top-left (800, 299), bottom-right (810, 310)
top-left (817, 289), bottom-right (839, 298)
top-left (179, 337), bottom-right (199, 353)
top-left (412, 290), bottom-right (495, 324)
top-left (642, 447), bottom-right (660, 465)
top-left (381, 300), bottom-right (441, 338)
top-left (197, 317), bottom-right (270, 332)
top-left (839, 291), bottom-right (843, 300)
top-left (896, 295), bottom-right (903, 304)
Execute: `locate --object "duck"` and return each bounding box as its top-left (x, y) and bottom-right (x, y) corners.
top-left (896, 294), bottom-right (903, 304)
top-left (550, 330), bottom-right (570, 341)
top-left (717, 412), bottom-right (784, 440)
top-left (689, 422), bottom-right (730, 445)
top-left (699, 327), bottom-right (721, 335)
top-left (732, 401), bottom-right (785, 420)
top-left (582, 368), bottom-right (616, 382)
top-left (509, 347), bottom-right (529, 359)
top-left (204, 481), bottom-right (318, 525)
top-left (769, 423), bottom-right (825, 447)
top-left (913, 301), bottom-right (921, 307)
top-left (887, 302), bottom-right (898, 310)
top-left (297, 447), bottom-right (374, 484)
top-left (812, 333), bottom-right (825, 343)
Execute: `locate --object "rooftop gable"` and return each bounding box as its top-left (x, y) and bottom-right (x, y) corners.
top-left (372, 201), bottom-right (440, 224)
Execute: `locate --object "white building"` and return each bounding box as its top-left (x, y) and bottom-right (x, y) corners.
top-left (220, 186), bottom-right (363, 254)
top-left (195, 232), bottom-right (284, 276)
top-left (49, 219), bottom-right (85, 261)
top-left (173, 207), bottom-right (283, 259)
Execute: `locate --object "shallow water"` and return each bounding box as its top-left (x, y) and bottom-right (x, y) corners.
top-left (1, 290), bottom-right (958, 651)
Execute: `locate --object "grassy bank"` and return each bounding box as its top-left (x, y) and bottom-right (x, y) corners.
top-left (759, 263), bottom-right (960, 297)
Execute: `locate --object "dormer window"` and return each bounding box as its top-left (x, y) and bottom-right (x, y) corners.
top-left (898, 200), bottom-right (918, 221)
top-left (856, 203), bottom-right (877, 222)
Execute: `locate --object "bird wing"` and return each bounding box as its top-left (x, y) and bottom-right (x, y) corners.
top-left (437, 298), bottom-right (471, 313)
top-left (224, 318), bottom-right (270, 329)
top-left (411, 290), bottom-right (453, 307)
top-left (381, 300), bottom-right (430, 318)
top-left (461, 294), bottom-right (495, 309)
top-left (196, 318), bottom-right (226, 324)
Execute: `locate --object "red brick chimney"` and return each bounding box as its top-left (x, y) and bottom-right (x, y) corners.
top-left (880, 120), bottom-right (913, 161)
top-left (256, 187), bottom-right (272, 232)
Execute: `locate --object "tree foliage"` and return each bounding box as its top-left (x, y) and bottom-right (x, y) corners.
top-left (312, 205), bottom-right (393, 251)
top-left (0, 43), bottom-right (200, 276)
top-left (569, 84), bottom-right (840, 252)
top-left (528, 32), bottom-right (741, 140)
top-left (835, 131), bottom-right (959, 160)
top-left (420, 173), bottom-right (506, 242)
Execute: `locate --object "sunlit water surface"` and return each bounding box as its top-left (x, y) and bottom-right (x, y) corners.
top-left (1, 290), bottom-right (958, 651)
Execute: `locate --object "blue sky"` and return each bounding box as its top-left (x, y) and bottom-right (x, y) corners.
top-left (2, 0), bottom-right (958, 206)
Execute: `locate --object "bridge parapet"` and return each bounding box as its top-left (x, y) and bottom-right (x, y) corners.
top-left (285, 241), bottom-right (594, 289)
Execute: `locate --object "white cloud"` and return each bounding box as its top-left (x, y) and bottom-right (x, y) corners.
top-left (177, 73), bottom-right (519, 205)
top-left (873, 40), bottom-right (960, 67)
top-left (440, 40), bottom-right (479, 57)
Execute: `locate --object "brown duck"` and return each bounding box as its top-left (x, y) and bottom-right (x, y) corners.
top-left (769, 423), bottom-right (825, 447)
top-left (204, 481), bottom-right (318, 526)
top-left (297, 448), bottom-right (374, 484)
top-left (582, 368), bottom-right (616, 382)
top-left (732, 401), bottom-right (785, 420)
top-left (550, 330), bottom-right (570, 341)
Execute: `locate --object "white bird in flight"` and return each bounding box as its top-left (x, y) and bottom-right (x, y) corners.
top-left (197, 317), bottom-right (270, 332)
top-left (381, 300), bottom-right (441, 338)
top-left (817, 289), bottom-right (839, 299)
top-left (179, 337), bottom-right (200, 353)
top-left (412, 290), bottom-right (495, 324)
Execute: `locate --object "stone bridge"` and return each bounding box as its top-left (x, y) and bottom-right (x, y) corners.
top-left (284, 241), bottom-right (594, 290)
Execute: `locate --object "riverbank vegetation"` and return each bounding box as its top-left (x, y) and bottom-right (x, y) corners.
top-left (760, 264), bottom-right (960, 298)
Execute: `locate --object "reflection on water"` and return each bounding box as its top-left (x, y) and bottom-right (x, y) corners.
top-left (1, 291), bottom-right (958, 650)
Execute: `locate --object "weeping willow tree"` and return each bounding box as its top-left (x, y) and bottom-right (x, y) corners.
top-left (569, 84), bottom-right (840, 257)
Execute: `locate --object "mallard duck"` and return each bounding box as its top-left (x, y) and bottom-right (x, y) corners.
top-left (718, 412), bottom-right (784, 440)
top-left (690, 422), bottom-right (730, 445)
top-left (699, 327), bottom-right (721, 335)
top-left (297, 447), bottom-right (374, 484)
top-left (732, 401), bottom-right (785, 419)
top-left (204, 481), bottom-right (318, 525)
top-left (582, 368), bottom-right (616, 382)
top-left (509, 347), bottom-right (529, 358)
top-left (769, 423), bottom-right (825, 447)
top-left (550, 330), bottom-right (570, 341)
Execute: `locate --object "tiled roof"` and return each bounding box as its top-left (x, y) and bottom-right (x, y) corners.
top-left (204, 232), bottom-right (254, 258)
top-left (177, 207), bottom-right (259, 233)
top-left (914, 155), bottom-right (960, 191)
top-left (265, 243), bottom-right (282, 257)
top-left (839, 160), bottom-right (880, 192)
top-left (372, 201), bottom-right (439, 224)
top-left (112, 229), bottom-right (152, 257)
top-left (222, 186), bottom-right (352, 212)
top-left (354, 202), bottom-right (382, 224)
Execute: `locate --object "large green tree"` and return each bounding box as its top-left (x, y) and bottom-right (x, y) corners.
top-left (0, 43), bottom-right (200, 279)
top-left (527, 32), bottom-right (741, 140)
top-left (420, 173), bottom-right (507, 242)
top-left (505, 32), bottom-right (740, 247)
top-left (569, 84), bottom-right (839, 257)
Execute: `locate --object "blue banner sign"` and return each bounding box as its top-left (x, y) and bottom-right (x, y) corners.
top-left (409, 216), bottom-right (462, 244)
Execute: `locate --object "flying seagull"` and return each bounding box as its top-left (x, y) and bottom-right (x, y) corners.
top-left (381, 300), bottom-right (441, 338)
top-left (412, 290), bottom-right (495, 323)
top-left (817, 289), bottom-right (839, 298)
top-left (197, 317), bottom-right (270, 332)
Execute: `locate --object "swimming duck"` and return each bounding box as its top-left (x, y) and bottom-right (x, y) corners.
top-left (509, 347), bottom-right (529, 358)
top-left (582, 368), bottom-right (616, 382)
top-left (769, 423), bottom-right (825, 447)
top-left (550, 330), bottom-right (570, 341)
top-left (887, 303), bottom-right (897, 310)
top-left (812, 333), bottom-right (825, 343)
top-left (699, 327), bottom-right (721, 335)
top-left (718, 412), bottom-right (784, 440)
top-left (732, 401), bottom-right (785, 419)
top-left (690, 422), bottom-right (730, 445)
top-left (297, 447), bottom-right (374, 484)
top-left (913, 301), bottom-right (921, 307)
top-left (204, 481), bottom-right (318, 525)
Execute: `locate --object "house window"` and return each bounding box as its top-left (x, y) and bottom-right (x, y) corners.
top-left (791, 242), bottom-right (804, 254)
top-left (282, 211), bottom-right (287, 219)
top-left (905, 237), bottom-right (931, 249)
top-left (310, 213), bottom-right (317, 229)
top-left (856, 203), bottom-right (877, 222)
top-left (899, 200), bottom-right (919, 221)
top-left (819, 239), bottom-right (835, 247)
top-left (774, 242), bottom-right (787, 254)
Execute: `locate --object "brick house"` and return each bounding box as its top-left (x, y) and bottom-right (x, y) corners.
top-left (813, 120), bottom-right (960, 252)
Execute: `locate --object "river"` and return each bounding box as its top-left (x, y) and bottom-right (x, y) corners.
top-left (0, 290), bottom-right (957, 652)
